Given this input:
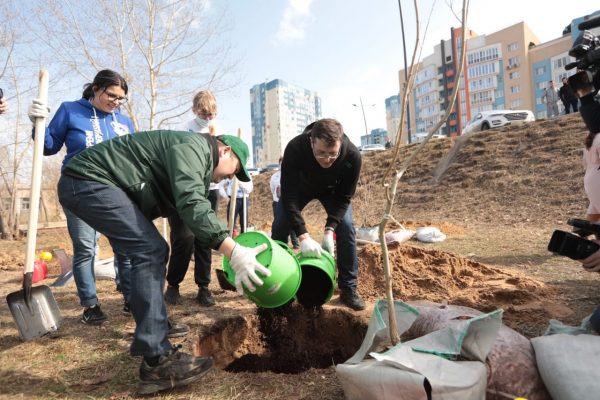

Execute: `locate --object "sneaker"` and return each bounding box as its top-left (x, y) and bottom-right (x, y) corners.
top-left (167, 319), bottom-right (190, 338)
top-left (137, 345), bottom-right (213, 396)
top-left (196, 287), bottom-right (215, 307)
top-left (81, 305), bottom-right (108, 325)
top-left (340, 289), bottom-right (366, 311)
top-left (164, 285), bottom-right (181, 305)
top-left (122, 301), bottom-right (131, 315)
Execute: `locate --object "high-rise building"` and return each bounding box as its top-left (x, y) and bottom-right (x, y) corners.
top-left (398, 9), bottom-right (600, 137)
top-left (250, 79), bottom-right (321, 168)
top-left (385, 95), bottom-right (401, 144)
top-left (361, 128), bottom-right (387, 147)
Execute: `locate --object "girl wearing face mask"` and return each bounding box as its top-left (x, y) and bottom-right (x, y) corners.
top-left (164, 90), bottom-right (221, 307)
top-left (28, 69), bottom-right (134, 325)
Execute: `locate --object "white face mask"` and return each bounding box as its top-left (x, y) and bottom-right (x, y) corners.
top-left (194, 116), bottom-right (210, 132)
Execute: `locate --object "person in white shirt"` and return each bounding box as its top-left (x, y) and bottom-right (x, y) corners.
top-left (165, 90), bottom-right (220, 307)
top-left (269, 157), bottom-right (300, 249)
top-left (219, 178), bottom-right (253, 233)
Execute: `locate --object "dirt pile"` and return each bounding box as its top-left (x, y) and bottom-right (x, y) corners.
top-left (355, 243), bottom-right (569, 334)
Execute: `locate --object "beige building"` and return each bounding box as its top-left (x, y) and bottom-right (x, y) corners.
top-left (399, 9), bottom-right (600, 137)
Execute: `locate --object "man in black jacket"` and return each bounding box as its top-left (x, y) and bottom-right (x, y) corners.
top-left (271, 118), bottom-right (365, 310)
top-left (559, 77), bottom-right (579, 114)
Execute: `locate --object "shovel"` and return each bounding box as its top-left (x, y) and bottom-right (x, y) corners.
top-left (6, 70), bottom-right (62, 341)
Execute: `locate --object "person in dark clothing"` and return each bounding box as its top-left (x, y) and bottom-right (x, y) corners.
top-left (57, 130), bottom-right (270, 395)
top-left (271, 118), bottom-right (365, 311)
top-left (165, 90), bottom-right (219, 307)
top-left (559, 77), bottom-right (579, 114)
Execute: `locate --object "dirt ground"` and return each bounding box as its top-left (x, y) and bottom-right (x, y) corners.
top-left (1, 113), bottom-right (599, 399)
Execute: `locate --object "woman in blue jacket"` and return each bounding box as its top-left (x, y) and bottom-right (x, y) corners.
top-left (28, 70), bottom-right (134, 325)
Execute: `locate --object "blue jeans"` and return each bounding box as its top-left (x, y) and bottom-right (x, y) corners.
top-left (58, 175), bottom-right (171, 357)
top-left (63, 208), bottom-right (132, 306)
top-left (271, 195), bottom-right (358, 291)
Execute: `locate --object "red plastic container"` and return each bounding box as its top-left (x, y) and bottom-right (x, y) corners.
top-left (32, 260), bottom-right (48, 283)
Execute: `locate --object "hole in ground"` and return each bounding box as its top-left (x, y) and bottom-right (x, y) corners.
top-left (193, 303), bottom-right (367, 373)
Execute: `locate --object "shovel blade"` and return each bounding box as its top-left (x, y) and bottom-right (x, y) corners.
top-left (216, 269), bottom-right (236, 292)
top-left (6, 285), bottom-right (62, 341)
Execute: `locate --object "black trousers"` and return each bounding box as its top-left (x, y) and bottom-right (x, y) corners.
top-left (563, 100), bottom-right (579, 114)
top-left (165, 189), bottom-right (219, 288)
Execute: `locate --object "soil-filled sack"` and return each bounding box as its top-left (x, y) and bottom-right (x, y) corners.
top-left (336, 300), bottom-right (502, 400)
top-left (406, 301), bottom-right (551, 400)
top-left (415, 227), bottom-right (446, 243)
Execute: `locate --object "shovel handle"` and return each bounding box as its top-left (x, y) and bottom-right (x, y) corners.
top-left (24, 70), bottom-right (49, 275)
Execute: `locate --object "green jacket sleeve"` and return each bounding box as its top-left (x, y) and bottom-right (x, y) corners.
top-left (163, 143), bottom-right (228, 249)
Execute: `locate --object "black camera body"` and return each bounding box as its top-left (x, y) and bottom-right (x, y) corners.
top-left (548, 218), bottom-right (600, 260)
top-left (566, 16), bottom-right (600, 92)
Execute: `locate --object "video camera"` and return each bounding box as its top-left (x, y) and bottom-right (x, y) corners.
top-left (566, 15), bottom-right (600, 92)
top-left (548, 218), bottom-right (600, 260)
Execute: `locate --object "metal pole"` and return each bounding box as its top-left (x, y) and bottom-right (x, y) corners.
top-left (398, 0), bottom-right (412, 144)
top-left (359, 97), bottom-right (369, 138)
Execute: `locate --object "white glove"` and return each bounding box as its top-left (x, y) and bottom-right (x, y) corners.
top-left (321, 230), bottom-right (335, 257)
top-left (300, 235), bottom-right (322, 258)
top-left (28, 99), bottom-right (50, 123)
top-left (582, 243), bottom-right (600, 272)
top-left (229, 243), bottom-right (271, 293)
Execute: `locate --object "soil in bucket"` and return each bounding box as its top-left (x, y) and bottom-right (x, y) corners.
top-left (295, 251), bottom-right (336, 308)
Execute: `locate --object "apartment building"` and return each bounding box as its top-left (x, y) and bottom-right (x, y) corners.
top-left (399, 9), bottom-right (600, 137)
top-left (250, 79), bottom-right (321, 168)
top-left (385, 94), bottom-right (401, 144)
top-left (360, 128), bottom-right (388, 147)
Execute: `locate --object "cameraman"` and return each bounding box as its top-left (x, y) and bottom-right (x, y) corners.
top-left (575, 72), bottom-right (600, 334)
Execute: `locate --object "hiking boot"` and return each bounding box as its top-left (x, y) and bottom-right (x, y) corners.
top-left (122, 301), bottom-right (131, 315)
top-left (164, 285), bottom-right (182, 305)
top-left (81, 305), bottom-right (108, 325)
top-left (167, 319), bottom-right (190, 338)
top-left (196, 286), bottom-right (215, 307)
top-left (137, 345), bottom-right (213, 396)
top-left (340, 289), bottom-right (366, 311)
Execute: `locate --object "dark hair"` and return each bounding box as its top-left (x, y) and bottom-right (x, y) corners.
top-left (585, 132), bottom-right (598, 149)
top-left (82, 69), bottom-right (129, 100)
top-left (305, 118), bottom-right (344, 145)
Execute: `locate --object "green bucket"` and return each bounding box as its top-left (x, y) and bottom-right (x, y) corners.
top-left (295, 250), bottom-right (336, 308)
top-left (222, 231), bottom-right (302, 308)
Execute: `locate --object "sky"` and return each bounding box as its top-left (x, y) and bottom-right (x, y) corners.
top-left (211, 0), bottom-right (598, 154)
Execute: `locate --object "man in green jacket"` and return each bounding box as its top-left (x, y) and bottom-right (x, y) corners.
top-left (58, 130), bottom-right (270, 395)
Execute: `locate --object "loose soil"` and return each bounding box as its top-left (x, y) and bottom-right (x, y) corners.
top-left (1, 113), bottom-right (599, 399)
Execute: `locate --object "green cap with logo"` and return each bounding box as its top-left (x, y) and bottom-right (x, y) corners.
top-left (217, 135), bottom-right (251, 182)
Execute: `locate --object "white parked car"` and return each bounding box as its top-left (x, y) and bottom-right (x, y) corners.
top-left (462, 110), bottom-right (535, 134)
top-left (359, 144), bottom-right (386, 153)
top-left (247, 167), bottom-right (260, 176)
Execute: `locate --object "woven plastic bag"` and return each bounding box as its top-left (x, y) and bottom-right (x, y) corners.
top-left (336, 300), bottom-right (501, 400)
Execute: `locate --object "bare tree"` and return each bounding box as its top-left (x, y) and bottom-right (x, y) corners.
top-left (378, 0), bottom-right (470, 344)
top-left (0, 2), bottom-right (41, 239)
top-left (26, 0), bottom-right (240, 131)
